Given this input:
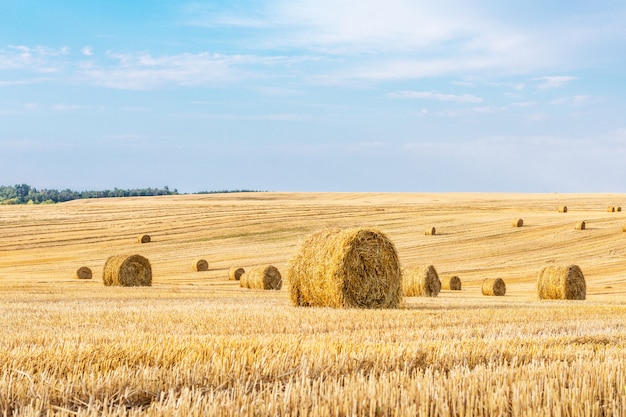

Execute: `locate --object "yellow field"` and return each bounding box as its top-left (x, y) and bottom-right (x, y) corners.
top-left (1, 193), bottom-right (625, 416)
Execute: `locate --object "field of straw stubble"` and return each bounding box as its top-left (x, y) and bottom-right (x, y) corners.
top-left (1, 192), bottom-right (625, 416)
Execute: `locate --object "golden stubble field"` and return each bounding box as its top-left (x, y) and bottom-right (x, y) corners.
top-left (1, 192), bottom-right (625, 416)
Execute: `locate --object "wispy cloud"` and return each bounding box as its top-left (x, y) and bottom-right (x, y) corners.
top-left (388, 90), bottom-right (483, 103)
top-left (534, 76), bottom-right (577, 89)
top-left (550, 95), bottom-right (592, 106)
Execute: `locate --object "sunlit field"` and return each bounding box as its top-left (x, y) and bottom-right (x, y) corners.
top-left (1, 193), bottom-right (625, 416)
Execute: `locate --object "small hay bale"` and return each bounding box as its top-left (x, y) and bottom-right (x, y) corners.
top-left (512, 218), bottom-right (524, 227)
top-left (482, 278), bottom-right (506, 296)
top-left (103, 254), bottom-right (152, 287)
top-left (229, 267), bottom-right (245, 281)
top-left (623, 224), bottom-right (626, 232)
top-left (402, 265), bottom-right (441, 297)
top-left (424, 227), bottom-right (436, 236)
top-left (441, 275), bottom-right (462, 291)
top-left (608, 206), bottom-right (616, 212)
top-left (74, 266), bottom-right (92, 280)
top-left (240, 265), bottom-right (282, 290)
top-left (537, 264), bottom-right (586, 300)
top-left (617, 207), bottom-right (622, 212)
top-left (193, 259), bottom-right (209, 272)
top-left (137, 234), bottom-right (151, 244)
top-left (575, 221), bottom-right (586, 230)
top-left (286, 228), bottom-right (402, 308)
top-left (558, 206), bottom-right (568, 213)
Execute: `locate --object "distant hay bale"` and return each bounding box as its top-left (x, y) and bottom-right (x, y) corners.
top-left (512, 218), bottom-right (524, 227)
top-left (240, 265), bottom-right (282, 290)
top-left (103, 254), bottom-right (152, 287)
top-left (286, 228), bottom-right (402, 308)
top-left (441, 275), bottom-right (462, 291)
top-left (537, 264), bottom-right (586, 300)
top-left (424, 227), bottom-right (436, 236)
top-left (608, 206), bottom-right (616, 212)
top-left (193, 259), bottom-right (209, 272)
top-left (623, 224), bottom-right (626, 233)
top-left (617, 207), bottom-right (622, 212)
top-left (575, 221), bottom-right (586, 230)
top-left (137, 234), bottom-right (151, 244)
top-left (74, 266), bottom-right (92, 280)
top-left (482, 278), bottom-right (506, 296)
top-left (558, 206), bottom-right (568, 213)
top-left (402, 265), bottom-right (441, 297)
top-left (229, 267), bottom-right (245, 281)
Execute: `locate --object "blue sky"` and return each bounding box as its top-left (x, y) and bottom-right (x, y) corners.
top-left (1, 1), bottom-right (625, 193)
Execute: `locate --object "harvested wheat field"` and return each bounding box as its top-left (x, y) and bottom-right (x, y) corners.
top-left (1, 192), bottom-right (625, 416)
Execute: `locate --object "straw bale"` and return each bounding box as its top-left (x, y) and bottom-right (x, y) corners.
top-left (424, 227), bottom-right (436, 236)
top-left (537, 264), bottom-right (586, 300)
top-left (193, 259), bottom-right (209, 272)
top-left (74, 266), bottom-right (92, 280)
top-left (558, 206), bottom-right (568, 213)
top-left (617, 207), bottom-right (622, 212)
top-left (229, 267), bottom-right (245, 281)
top-left (441, 275), bottom-right (462, 291)
top-left (240, 265), bottom-right (282, 290)
top-left (482, 278), bottom-right (506, 296)
top-left (512, 219), bottom-right (523, 227)
top-left (608, 206), bottom-right (616, 212)
top-left (137, 234), bottom-right (151, 244)
top-left (575, 221), bottom-right (586, 230)
top-left (403, 265), bottom-right (441, 297)
top-left (286, 228), bottom-right (402, 308)
top-left (103, 254), bottom-right (152, 287)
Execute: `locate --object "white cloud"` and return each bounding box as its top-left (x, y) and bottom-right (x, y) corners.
top-left (550, 95), bottom-right (592, 106)
top-left (534, 76), bottom-right (577, 89)
top-left (388, 90), bottom-right (483, 103)
top-left (82, 46), bottom-right (94, 56)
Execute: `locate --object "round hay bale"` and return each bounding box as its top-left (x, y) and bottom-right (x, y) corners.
top-left (424, 227), bottom-right (436, 236)
top-left (137, 234), bottom-right (151, 244)
top-left (481, 278), bottom-right (506, 296)
top-left (617, 206), bottom-right (622, 212)
top-left (402, 265), bottom-right (441, 297)
top-left (286, 228), bottom-right (402, 308)
top-left (441, 275), bottom-right (462, 291)
top-left (193, 259), bottom-right (209, 272)
top-left (575, 221), bottom-right (586, 230)
top-left (103, 254), bottom-right (152, 287)
top-left (229, 267), bottom-right (245, 281)
top-left (512, 218), bottom-right (524, 227)
top-left (537, 264), bottom-right (586, 300)
top-left (608, 206), bottom-right (616, 212)
top-left (240, 265), bottom-right (282, 290)
top-left (74, 266), bottom-right (93, 280)
top-left (623, 224), bottom-right (626, 232)
top-left (558, 206), bottom-right (568, 213)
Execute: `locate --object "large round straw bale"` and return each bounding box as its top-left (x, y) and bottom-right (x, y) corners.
top-left (193, 259), bottom-right (209, 272)
top-left (575, 221), bottom-right (586, 230)
top-left (482, 278), bottom-right (506, 296)
top-left (103, 254), bottom-right (152, 287)
top-left (286, 228), bottom-right (402, 308)
top-left (537, 264), bottom-right (586, 300)
top-left (512, 218), bottom-right (524, 227)
top-left (441, 275), bottom-right (462, 291)
top-left (240, 265), bottom-right (282, 290)
top-left (74, 266), bottom-right (92, 280)
top-left (229, 267), bottom-right (245, 281)
top-left (137, 234), bottom-right (151, 244)
top-left (424, 227), bottom-right (436, 236)
top-left (558, 206), bottom-right (568, 213)
top-left (402, 265), bottom-right (441, 297)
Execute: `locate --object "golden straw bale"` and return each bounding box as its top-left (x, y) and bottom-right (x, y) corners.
top-left (229, 267), bottom-right (245, 281)
top-left (424, 227), bottom-right (436, 236)
top-left (74, 266), bottom-right (92, 280)
top-left (402, 265), bottom-right (441, 297)
top-left (441, 275), bottom-right (462, 291)
top-left (193, 259), bottom-right (209, 272)
top-left (286, 228), bottom-right (402, 308)
top-left (137, 234), bottom-right (151, 244)
top-left (558, 206), bottom-right (568, 213)
top-left (575, 221), bottom-right (586, 230)
top-left (623, 224), bottom-right (626, 233)
top-left (512, 218), bottom-right (524, 227)
top-left (537, 264), bottom-right (586, 300)
top-left (482, 278), bottom-right (506, 296)
top-left (608, 206), bottom-right (616, 212)
top-left (103, 254), bottom-right (152, 287)
top-left (617, 207), bottom-right (622, 212)
top-left (240, 265), bottom-right (282, 290)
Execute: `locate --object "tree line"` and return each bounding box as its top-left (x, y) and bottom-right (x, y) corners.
top-left (0, 184), bottom-right (178, 204)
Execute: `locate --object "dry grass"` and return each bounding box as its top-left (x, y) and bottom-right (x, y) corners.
top-left (286, 228), bottom-right (402, 308)
top-left (538, 264), bottom-right (586, 300)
